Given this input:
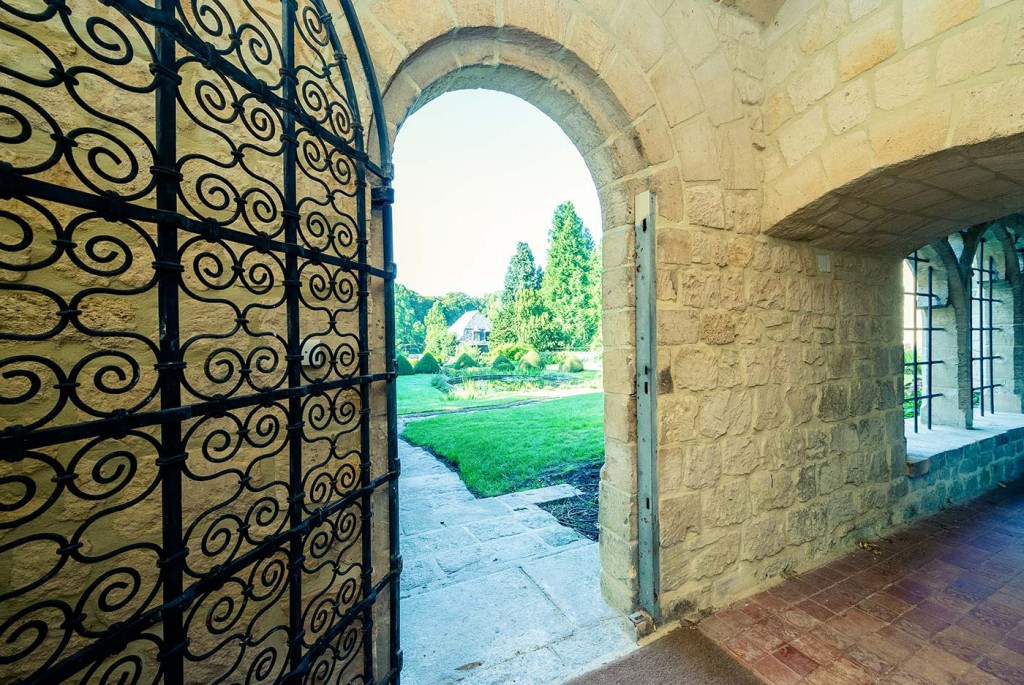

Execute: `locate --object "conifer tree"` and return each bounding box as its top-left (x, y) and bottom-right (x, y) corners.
top-left (540, 201), bottom-right (599, 349)
top-left (502, 242), bottom-right (542, 304)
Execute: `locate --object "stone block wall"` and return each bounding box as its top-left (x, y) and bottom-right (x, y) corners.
top-left (656, 248), bottom-right (905, 616)
top-left (899, 428), bottom-right (1024, 523)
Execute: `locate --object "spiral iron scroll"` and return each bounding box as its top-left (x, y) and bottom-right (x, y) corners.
top-left (0, 0), bottom-right (397, 683)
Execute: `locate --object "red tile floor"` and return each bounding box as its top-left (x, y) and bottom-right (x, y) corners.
top-left (699, 479), bottom-right (1024, 685)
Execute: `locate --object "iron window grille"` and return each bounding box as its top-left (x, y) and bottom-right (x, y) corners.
top-left (903, 252), bottom-right (943, 432)
top-left (971, 239), bottom-right (1002, 415)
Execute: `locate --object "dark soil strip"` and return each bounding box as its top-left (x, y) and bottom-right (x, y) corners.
top-left (537, 462), bottom-right (601, 541)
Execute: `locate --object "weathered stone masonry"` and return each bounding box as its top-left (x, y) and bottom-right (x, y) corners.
top-left (352, 0), bottom-right (1024, 622)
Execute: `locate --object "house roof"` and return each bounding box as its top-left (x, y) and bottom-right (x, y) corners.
top-left (448, 310), bottom-right (493, 337)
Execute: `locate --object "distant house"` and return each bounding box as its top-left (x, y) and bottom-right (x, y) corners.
top-left (448, 310), bottom-right (492, 350)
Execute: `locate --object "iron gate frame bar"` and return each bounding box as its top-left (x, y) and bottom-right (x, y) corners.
top-left (635, 190), bottom-right (660, 624)
top-left (0, 0), bottom-right (401, 680)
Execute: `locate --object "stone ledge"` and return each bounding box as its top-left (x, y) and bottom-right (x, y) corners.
top-left (905, 413), bottom-right (1024, 478)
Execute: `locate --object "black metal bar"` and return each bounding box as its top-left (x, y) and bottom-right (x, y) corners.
top-left (356, 152), bottom-right (375, 685)
top-left (337, 0), bottom-right (402, 673)
top-left (281, 0), bottom-right (305, 675)
top-left (374, 181), bottom-right (402, 682)
top-left (970, 240), bottom-right (1003, 416)
top-left (927, 266), bottom-right (935, 430)
top-left (989, 255), bottom-right (997, 412)
top-left (903, 253), bottom-right (943, 432)
top-left (153, 0), bottom-right (186, 680)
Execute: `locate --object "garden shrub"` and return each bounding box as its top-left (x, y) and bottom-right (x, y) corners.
top-left (559, 353), bottom-right (584, 373)
top-left (517, 349), bottom-right (544, 373)
top-left (396, 355), bottom-right (414, 376)
top-left (450, 352), bottom-right (479, 370)
top-left (491, 342), bottom-right (529, 362)
top-left (541, 351), bottom-right (566, 366)
top-left (491, 354), bottom-right (515, 372)
top-left (430, 374), bottom-right (451, 393)
top-left (414, 353), bottom-right (441, 374)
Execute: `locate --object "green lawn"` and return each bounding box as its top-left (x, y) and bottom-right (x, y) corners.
top-left (397, 375), bottom-right (548, 415)
top-left (402, 392), bottom-right (604, 497)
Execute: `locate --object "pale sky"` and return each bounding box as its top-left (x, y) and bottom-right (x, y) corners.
top-left (392, 90), bottom-right (602, 297)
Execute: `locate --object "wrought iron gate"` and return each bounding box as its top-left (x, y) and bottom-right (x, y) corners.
top-left (0, 0), bottom-right (400, 681)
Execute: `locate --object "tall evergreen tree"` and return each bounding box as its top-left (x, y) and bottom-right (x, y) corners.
top-left (423, 302), bottom-right (456, 361)
top-left (540, 201), bottom-right (599, 349)
top-left (512, 288), bottom-right (557, 351)
top-left (492, 242), bottom-right (543, 345)
top-left (502, 242), bottom-right (542, 304)
top-left (588, 241), bottom-right (603, 349)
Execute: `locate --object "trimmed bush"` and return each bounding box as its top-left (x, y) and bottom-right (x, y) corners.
top-left (396, 355), bottom-right (415, 376)
top-left (559, 353), bottom-right (584, 373)
top-left (491, 343), bottom-right (529, 362)
top-left (450, 352), bottom-right (479, 370)
top-left (517, 349), bottom-right (544, 373)
top-left (414, 353), bottom-right (441, 374)
top-left (491, 354), bottom-right (515, 372)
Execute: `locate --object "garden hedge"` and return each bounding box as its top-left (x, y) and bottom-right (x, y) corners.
top-left (397, 355), bottom-right (415, 376)
top-left (559, 353), bottom-right (584, 373)
top-left (491, 342), bottom-right (529, 362)
top-left (414, 353), bottom-right (441, 374)
top-left (517, 349), bottom-right (544, 372)
top-left (450, 352), bottom-right (479, 370)
top-left (491, 354), bottom-right (515, 372)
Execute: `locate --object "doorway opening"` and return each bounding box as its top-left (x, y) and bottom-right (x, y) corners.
top-left (391, 90), bottom-right (633, 684)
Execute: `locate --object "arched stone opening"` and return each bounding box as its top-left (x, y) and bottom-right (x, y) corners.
top-left (375, 25), bottom-right (656, 615)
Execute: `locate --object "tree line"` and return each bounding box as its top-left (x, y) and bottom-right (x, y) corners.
top-left (395, 201), bottom-right (601, 360)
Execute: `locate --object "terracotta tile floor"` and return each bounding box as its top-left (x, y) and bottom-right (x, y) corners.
top-left (699, 479), bottom-right (1024, 685)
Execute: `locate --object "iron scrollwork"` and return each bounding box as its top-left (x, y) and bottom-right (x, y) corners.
top-left (0, 0), bottom-right (399, 682)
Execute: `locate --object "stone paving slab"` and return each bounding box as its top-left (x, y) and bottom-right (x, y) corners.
top-left (521, 545), bottom-right (619, 628)
top-left (397, 438), bottom-right (636, 685)
top-left (494, 483), bottom-right (581, 508)
top-left (401, 567), bottom-right (575, 684)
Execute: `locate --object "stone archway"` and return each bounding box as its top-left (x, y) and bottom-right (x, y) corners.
top-left (352, 0), bottom-right (803, 622)
top-left (371, 22), bottom-right (652, 615)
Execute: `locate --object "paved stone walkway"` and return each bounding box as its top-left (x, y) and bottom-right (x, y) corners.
top-left (699, 478), bottom-right (1024, 685)
top-left (398, 438), bottom-right (636, 685)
